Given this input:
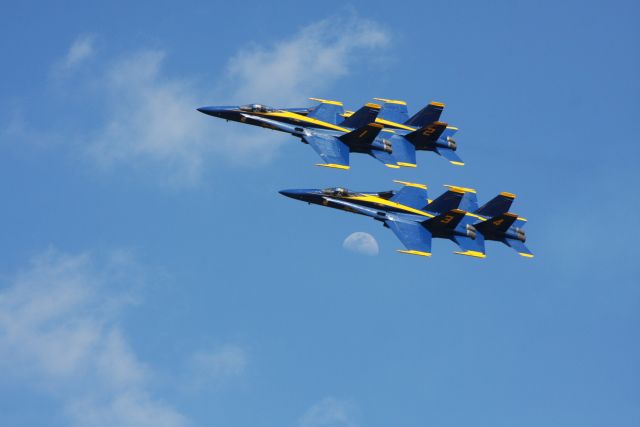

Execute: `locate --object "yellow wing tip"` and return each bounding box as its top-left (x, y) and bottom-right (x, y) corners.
top-left (397, 249), bottom-right (432, 257)
top-left (454, 251), bottom-right (486, 258)
top-left (500, 191), bottom-right (516, 199)
top-left (373, 98), bottom-right (407, 105)
top-left (450, 161), bottom-right (465, 166)
top-left (308, 97), bottom-right (343, 106)
top-left (393, 180), bottom-right (427, 189)
top-left (364, 102), bottom-right (381, 109)
top-left (519, 252), bottom-right (534, 258)
top-left (430, 101), bottom-right (446, 107)
top-left (397, 162), bottom-right (417, 168)
top-left (444, 184), bottom-right (476, 194)
top-left (315, 163), bottom-right (350, 170)
top-left (385, 164), bottom-right (401, 169)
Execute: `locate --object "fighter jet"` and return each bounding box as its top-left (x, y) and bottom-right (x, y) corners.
top-left (279, 181), bottom-right (488, 258)
top-left (354, 98), bottom-right (464, 167)
top-left (197, 99), bottom-right (402, 169)
top-left (452, 189), bottom-right (534, 257)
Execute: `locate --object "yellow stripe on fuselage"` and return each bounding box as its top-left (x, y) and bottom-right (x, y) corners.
top-left (345, 194), bottom-right (435, 218)
top-left (265, 110), bottom-right (350, 132)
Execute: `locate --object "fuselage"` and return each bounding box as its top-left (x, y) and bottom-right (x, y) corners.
top-left (197, 104), bottom-right (350, 132)
top-left (279, 187), bottom-right (526, 243)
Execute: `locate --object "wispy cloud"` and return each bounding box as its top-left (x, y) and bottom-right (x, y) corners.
top-left (188, 344), bottom-right (247, 388)
top-left (342, 232), bottom-right (379, 256)
top-left (227, 17), bottom-right (390, 104)
top-left (53, 34), bottom-right (95, 75)
top-left (0, 249), bottom-right (187, 427)
top-left (299, 397), bottom-right (360, 427)
top-left (6, 16), bottom-right (391, 187)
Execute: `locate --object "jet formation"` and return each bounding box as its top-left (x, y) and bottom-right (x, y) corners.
top-left (280, 181), bottom-right (532, 259)
top-left (198, 97), bottom-right (532, 259)
top-left (197, 98), bottom-right (461, 170)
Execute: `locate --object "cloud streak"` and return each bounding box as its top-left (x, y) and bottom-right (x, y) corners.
top-left (0, 249), bottom-right (187, 427)
top-left (299, 397), bottom-right (359, 427)
top-left (7, 16), bottom-right (391, 187)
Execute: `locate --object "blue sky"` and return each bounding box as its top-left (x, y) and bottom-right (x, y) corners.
top-left (1, 1), bottom-right (639, 426)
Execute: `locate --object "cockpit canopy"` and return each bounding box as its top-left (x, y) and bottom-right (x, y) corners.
top-left (322, 187), bottom-right (352, 197)
top-left (239, 103), bottom-right (276, 113)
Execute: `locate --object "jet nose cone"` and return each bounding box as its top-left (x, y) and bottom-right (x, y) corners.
top-left (196, 106), bottom-right (217, 116)
top-left (279, 189), bottom-right (310, 200)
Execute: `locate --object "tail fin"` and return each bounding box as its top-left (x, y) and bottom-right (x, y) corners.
top-left (374, 98), bottom-right (410, 125)
top-left (404, 121), bottom-right (448, 148)
top-left (339, 103), bottom-right (381, 128)
top-left (389, 135), bottom-right (417, 167)
top-left (338, 122), bottom-right (384, 146)
top-left (425, 185), bottom-right (477, 214)
top-left (475, 212), bottom-right (519, 235)
top-left (475, 192), bottom-right (516, 217)
top-left (306, 98), bottom-right (344, 124)
top-left (424, 209), bottom-right (467, 231)
top-left (389, 181), bottom-right (428, 210)
top-left (404, 101), bottom-right (445, 127)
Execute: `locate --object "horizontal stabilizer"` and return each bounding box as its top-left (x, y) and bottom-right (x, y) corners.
top-left (505, 238), bottom-right (534, 258)
top-left (339, 103), bottom-right (381, 128)
top-left (405, 101), bottom-right (445, 127)
top-left (453, 234), bottom-right (486, 258)
top-left (369, 149), bottom-right (399, 168)
top-left (404, 121), bottom-right (448, 148)
top-left (390, 135), bottom-right (417, 167)
top-left (385, 219), bottom-right (433, 257)
top-left (304, 134), bottom-right (350, 169)
top-left (306, 98), bottom-right (345, 125)
top-left (338, 122), bottom-right (384, 146)
top-left (475, 192), bottom-right (516, 217)
top-left (436, 147), bottom-right (464, 166)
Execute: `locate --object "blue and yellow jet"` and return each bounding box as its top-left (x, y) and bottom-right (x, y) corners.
top-left (197, 98), bottom-right (463, 169)
top-left (198, 99), bottom-right (401, 169)
top-left (449, 188), bottom-right (534, 257)
top-left (279, 181), bottom-right (532, 258)
top-left (366, 98), bottom-right (464, 166)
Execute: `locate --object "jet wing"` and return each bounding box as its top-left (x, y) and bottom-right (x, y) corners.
top-left (304, 134), bottom-right (350, 170)
top-left (385, 218), bottom-right (433, 257)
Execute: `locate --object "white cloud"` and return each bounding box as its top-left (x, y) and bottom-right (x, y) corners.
top-left (227, 17), bottom-right (390, 105)
top-left (34, 16), bottom-right (390, 187)
top-left (55, 34), bottom-right (95, 73)
top-left (0, 249), bottom-right (187, 427)
top-left (189, 344), bottom-right (247, 387)
top-left (299, 397), bottom-right (359, 427)
top-left (342, 232), bottom-right (379, 256)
